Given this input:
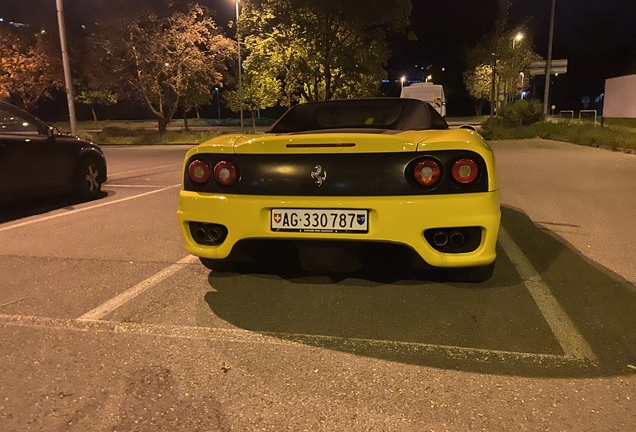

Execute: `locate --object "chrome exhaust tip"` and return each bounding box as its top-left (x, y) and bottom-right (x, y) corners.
top-left (449, 231), bottom-right (465, 247)
top-left (195, 228), bottom-right (208, 242)
top-left (206, 227), bottom-right (222, 242)
top-left (189, 222), bottom-right (228, 245)
top-left (433, 231), bottom-right (449, 247)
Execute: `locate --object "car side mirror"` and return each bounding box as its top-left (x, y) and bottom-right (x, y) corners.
top-left (47, 127), bottom-right (60, 137)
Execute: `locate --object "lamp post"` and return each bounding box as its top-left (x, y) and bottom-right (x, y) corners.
top-left (490, 51), bottom-right (497, 118)
top-left (55, 0), bottom-right (77, 136)
top-left (400, 76), bottom-right (406, 90)
top-left (235, 0), bottom-right (244, 133)
top-left (215, 87), bottom-right (221, 120)
top-left (511, 33), bottom-right (524, 103)
top-left (426, 75), bottom-right (432, 83)
top-left (543, 0), bottom-right (557, 116)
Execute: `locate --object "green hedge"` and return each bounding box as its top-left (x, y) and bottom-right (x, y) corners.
top-left (500, 100), bottom-right (545, 125)
top-left (480, 120), bottom-right (636, 151)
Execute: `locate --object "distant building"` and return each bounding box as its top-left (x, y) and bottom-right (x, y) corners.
top-left (604, 74), bottom-right (636, 119)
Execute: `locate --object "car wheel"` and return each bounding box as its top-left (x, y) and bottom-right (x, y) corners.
top-left (199, 257), bottom-right (240, 273)
top-left (75, 158), bottom-right (103, 200)
top-left (455, 261), bottom-right (496, 283)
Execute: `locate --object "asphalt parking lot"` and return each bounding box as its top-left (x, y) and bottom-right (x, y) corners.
top-left (1, 140), bottom-right (635, 431)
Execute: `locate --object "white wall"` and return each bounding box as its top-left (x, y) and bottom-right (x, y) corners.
top-left (604, 74), bottom-right (636, 118)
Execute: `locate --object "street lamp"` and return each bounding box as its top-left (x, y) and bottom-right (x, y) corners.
top-left (235, 0), bottom-right (244, 134)
top-left (55, 0), bottom-right (77, 136)
top-left (426, 75), bottom-right (432, 83)
top-left (400, 76), bottom-right (406, 90)
top-left (215, 87), bottom-right (221, 120)
top-left (512, 32), bottom-right (524, 49)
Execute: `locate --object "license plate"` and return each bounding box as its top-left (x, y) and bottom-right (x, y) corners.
top-left (271, 209), bottom-right (369, 233)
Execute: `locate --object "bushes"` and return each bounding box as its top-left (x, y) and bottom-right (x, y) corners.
top-left (95, 127), bottom-right (222, 144)
top-left (500, 100), bottom-right (545, 125)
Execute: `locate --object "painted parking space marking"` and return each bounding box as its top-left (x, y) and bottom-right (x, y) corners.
top-left (498, 226), bottom-right (598, 362)
top-left (78, 255), bottom-right (198, 321)
top-left (105, 184), bottom-right (172, 188)
top-left (0, 313), bottom-right (593, 369)
top-left (0, 184), bottom-right (180, 233)
top-left (108, 163), bottom-right (182, 179)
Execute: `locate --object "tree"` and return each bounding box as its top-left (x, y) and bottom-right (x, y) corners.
top-left (223, 70), bottom-right (280, 131)
top-left (92, 5), bottom-right (236, 132)
top-left (239, 0), bottom-right (411, 103)
top-left (464, 26), bottom-right (541, 116)
top-left (463, 64), bottom-right (493, 116)
top-left (0, 25), bottom-right (63, 111)
top-left (74, 84), bottom-right (117, 122)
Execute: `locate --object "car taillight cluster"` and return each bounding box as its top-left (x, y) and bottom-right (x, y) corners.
top-left (213, 160), bottom-right (239, 186)
top-left (451, 158), bottom-right (479, 184)
top-left (414, 159), bottom-right (442, 186)
top-left (411, 157), bottom-right (480, 188)
top-left (188, 159), bottom-right (240, 186)
top-left (187, 159), bottom-right (211, 184)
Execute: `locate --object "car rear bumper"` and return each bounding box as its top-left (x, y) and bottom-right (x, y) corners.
top-left (177, 190), bottom-right (500, 268)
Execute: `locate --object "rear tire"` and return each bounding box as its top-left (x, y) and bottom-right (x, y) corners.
top-left (199, 257), bottom-right (240, 273)
top-left (455, 261), bottom-right (495, 283)
top-left (75, 158), bottom-right (104, 200)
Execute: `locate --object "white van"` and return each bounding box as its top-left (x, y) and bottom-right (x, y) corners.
top-left (400, 82), bottom-right (446, 117)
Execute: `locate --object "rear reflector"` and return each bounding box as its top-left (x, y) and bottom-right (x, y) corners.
top-left (451, 159), bottom-right (479, 184)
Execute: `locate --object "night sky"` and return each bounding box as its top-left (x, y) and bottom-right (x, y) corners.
top-left (2, 0), bottom-right (635, 116)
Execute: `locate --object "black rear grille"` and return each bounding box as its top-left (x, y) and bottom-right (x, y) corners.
top-left (184, 151), bottom-right (488, 196)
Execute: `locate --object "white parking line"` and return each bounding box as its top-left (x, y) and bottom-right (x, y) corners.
top-left (78, 255), bottom-right (198, 321)
top-left (106, 184), bottom-right (171, 188)
top-left (498, 226), bottom-right (598, 362)
top-left (108, 163), bottom-right (182, 178)
top-left (1, 313), bottom-right (593, 368)
top-left (0, 184), bottom-right (180, 233)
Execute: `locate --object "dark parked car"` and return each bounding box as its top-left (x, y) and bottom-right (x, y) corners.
top-left (0, 101), bottom-right (107, 203)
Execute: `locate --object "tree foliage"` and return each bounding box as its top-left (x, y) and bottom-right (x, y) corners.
top-left (464, 27), bottom-right (542, 114)
top-left (91, 5), bottom-right (236, 132)
top-left (239, 0), bottom-right (411, 103)
top-left (223, 70), bottom-right (280, 131)
top-left (0, 25), bottom-right (63, 111)
top-left (464, 64), bottom-right (493, 101)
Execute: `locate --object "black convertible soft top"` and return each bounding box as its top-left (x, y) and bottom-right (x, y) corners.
top-left (268, 98), bottom-right (449, 134)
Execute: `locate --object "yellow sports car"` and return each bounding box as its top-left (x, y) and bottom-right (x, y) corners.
top-left (177, 98), bottom-right (500, 282)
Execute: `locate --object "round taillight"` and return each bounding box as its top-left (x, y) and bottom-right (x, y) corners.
top-left (213, 160), bottom-right (239, 186)
top-left (188, 159), bottom-right (211, 184)
top-left (452, 158), bottom-right (479, 184)
top-left (413, 158), bottom-right (442, 187)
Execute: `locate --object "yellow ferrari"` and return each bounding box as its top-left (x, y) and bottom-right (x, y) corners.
top-left (177, 98), bottom-right (500, 282)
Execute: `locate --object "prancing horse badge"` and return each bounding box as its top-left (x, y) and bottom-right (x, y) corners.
top-left (311, 165), bottom-right (327, 187)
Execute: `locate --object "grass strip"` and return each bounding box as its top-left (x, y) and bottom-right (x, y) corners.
top-left (480, 120), bottom-right (636, 152)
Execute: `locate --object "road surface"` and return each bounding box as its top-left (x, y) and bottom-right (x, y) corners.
top-left (0, 140), bottom-right (634, 431)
